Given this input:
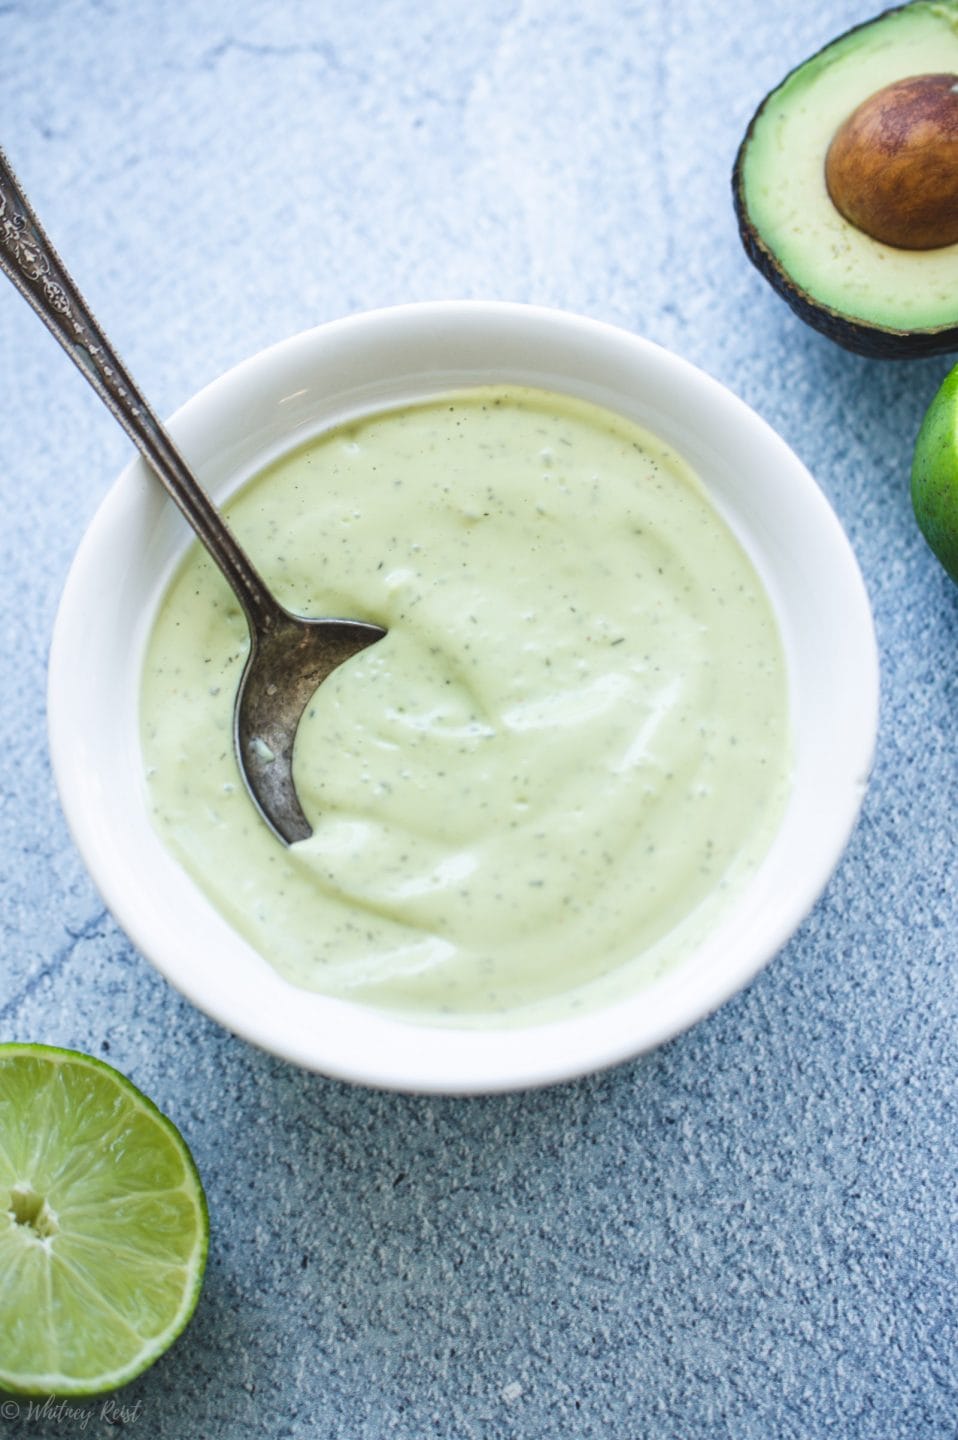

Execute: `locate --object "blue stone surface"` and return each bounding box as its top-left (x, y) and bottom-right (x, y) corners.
top-left (1, 2), bottom-right (956, 1436)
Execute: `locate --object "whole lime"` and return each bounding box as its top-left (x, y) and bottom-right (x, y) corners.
top-left (912, 363), bottom-right (958, 584)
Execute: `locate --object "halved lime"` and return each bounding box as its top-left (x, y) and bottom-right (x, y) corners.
top-left (912, 362), bottom-right (958, 585)
top-left (0, 1043), bottom-right (208, 1397)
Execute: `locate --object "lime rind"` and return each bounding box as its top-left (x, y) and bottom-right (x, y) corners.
top-left (0, 1043), bottom-right (208, 1398)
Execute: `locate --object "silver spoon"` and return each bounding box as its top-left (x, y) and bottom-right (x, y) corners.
top-left (0, 148), bottom-right (385, 845)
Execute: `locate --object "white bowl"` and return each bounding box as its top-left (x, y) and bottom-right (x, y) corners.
top-left (47, 302), bottom-right (878, 1093)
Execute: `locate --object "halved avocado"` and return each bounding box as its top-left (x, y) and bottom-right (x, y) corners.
top-left (733, 1), bottom-right (958, 359)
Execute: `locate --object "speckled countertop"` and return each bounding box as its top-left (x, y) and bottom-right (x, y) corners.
top-left (1, 2), bottom-right (956, 1436)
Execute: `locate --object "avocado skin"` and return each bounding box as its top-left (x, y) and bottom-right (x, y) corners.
top-left (912, 365), bottom-right (958, 582)
top-left (732, 3), bottom-right (958, 361)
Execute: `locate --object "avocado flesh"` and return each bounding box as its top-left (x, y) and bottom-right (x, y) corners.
top-left (735, 1), bottom-right (958, 352)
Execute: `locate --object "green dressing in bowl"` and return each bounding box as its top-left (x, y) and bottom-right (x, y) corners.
top-left (141, 386), bottom-right (790, 1025)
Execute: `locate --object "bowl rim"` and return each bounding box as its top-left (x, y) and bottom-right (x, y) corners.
top-left (47, 300), bottom-right (880, 1093)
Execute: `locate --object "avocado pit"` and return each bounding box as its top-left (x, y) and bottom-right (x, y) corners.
top-left (825, 73), bottom-right (958, 250)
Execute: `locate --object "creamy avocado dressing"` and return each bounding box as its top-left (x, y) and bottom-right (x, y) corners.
top-left (141, 387), bottom-right (790, 1025)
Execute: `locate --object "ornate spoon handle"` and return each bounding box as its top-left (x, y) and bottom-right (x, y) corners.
top-left (0, 146), bottom-right (281, 632)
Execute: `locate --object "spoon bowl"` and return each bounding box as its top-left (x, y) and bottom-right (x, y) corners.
top-left (0, 147), bottom-right (383, 843)
top-left (236, 611), bottom-right (385, 842)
